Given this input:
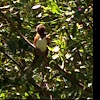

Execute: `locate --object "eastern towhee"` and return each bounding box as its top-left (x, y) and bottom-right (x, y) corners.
top-left (34, 24), bottom-right (50, 56)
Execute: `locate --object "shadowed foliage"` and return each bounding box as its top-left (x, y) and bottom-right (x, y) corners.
top-left (0, 0), bottom-right (93, 99)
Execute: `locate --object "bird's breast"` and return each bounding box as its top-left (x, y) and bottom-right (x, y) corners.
top-left (36, 37), bottom-right (47, 52)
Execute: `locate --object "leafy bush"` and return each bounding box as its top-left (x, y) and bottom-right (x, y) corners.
top-left (0, 0), bottom-right (93, 99)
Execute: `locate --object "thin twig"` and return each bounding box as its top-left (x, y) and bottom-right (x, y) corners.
top-left (0, 11), bottom-right (54, 99)
top-left (0, 48), bottom-right (20, 67)
top-left (51, 62), bottom-right (92, 93)
top-left (0, 11), bottom-right (35, 49)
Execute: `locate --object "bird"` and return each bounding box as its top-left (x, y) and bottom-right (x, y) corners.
top-left (34, 24), bottom-right (50, 56)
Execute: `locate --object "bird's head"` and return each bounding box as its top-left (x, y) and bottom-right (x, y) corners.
top-left (36, 24), bottom-right (46, 37)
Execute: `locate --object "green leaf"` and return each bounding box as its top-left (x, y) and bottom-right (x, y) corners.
top-left (52, 54), bottom-right (59, 60)
top-left (35, 0), bottom-right (39, 2)
top-left (47, 46), bottom-right (53, 51)
top-left (35, 93), bottom-right (40, 99)
top-left (32, 5), bottom-right (41, 10)
top-left (46, 0), bottom-right (61, 14)
top-left (24, 92), bottom-right (29, 97)
top-left (65, 53), bottom-right (71, 59)
top-left (57, 77), bottom-right (61, 82)
top-left (79, 48), bottom-right (84, 53)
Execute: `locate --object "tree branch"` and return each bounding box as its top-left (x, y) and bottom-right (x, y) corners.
top-left (0, 11), bottom-right (35, 49)
top-left (0, 47), bottom-right (53, 99)
top-left (0, 11), bottom-right (53, 99)
top-left (0, 47), bottom-right (21, 68)
top-left (51, 62), bottom-right (92, 94)
top-left (28, 77), bottom-right (53, 99)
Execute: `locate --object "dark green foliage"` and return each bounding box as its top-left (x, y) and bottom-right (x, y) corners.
top-left (0, 0), bottom-right (93, 99)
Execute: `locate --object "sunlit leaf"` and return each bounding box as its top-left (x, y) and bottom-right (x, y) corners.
top-left (80, 65), bottom-right (86, 69)
top-left (37, 12), bottom-right (42, 18)
top-left (24, 92), bottom-right (29, 97)
top-left (47, 46), bottom-right (53, 51)
top-left (52, 54), bottom-right (59, 60)
top-left (65, 53), bottom-right (71, 59)
top-left (66, 17), bottom-right (71, 22)
top-left (32, 5), bottom-right (41, 9)
top-left (35, 93), bottom-right (40, 99)
top-left (76, 23), bottom-right (83, 29)
top-left (74, 69), bottom-right (80, 72)
top-left (46, 0), bottom-right (61, 14)
top-left (57, 77), bottom-right (62, 82)
top-left (88, 83), bottom-right (92, 88)
top-left (0, 5), bottom-right (10, 9)
top-left (16, 92), bottom-right (20, 95)
top-left (60, 61), bottom-right (64, 69)
top-left (65, 10), bottom-right (75, 16)
top-left (35, 0), bottom-right (39, 2)
top-left (79, 49), bottom-right (84, 53)
top-left (53, 46), bottom-right (60, 52)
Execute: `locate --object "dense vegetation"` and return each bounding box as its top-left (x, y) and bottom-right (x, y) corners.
top-left (0, 0), bottom-right (93, 99)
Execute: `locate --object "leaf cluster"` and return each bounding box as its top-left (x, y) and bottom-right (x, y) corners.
top-left (0, 0), bottom-right (93, 99)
